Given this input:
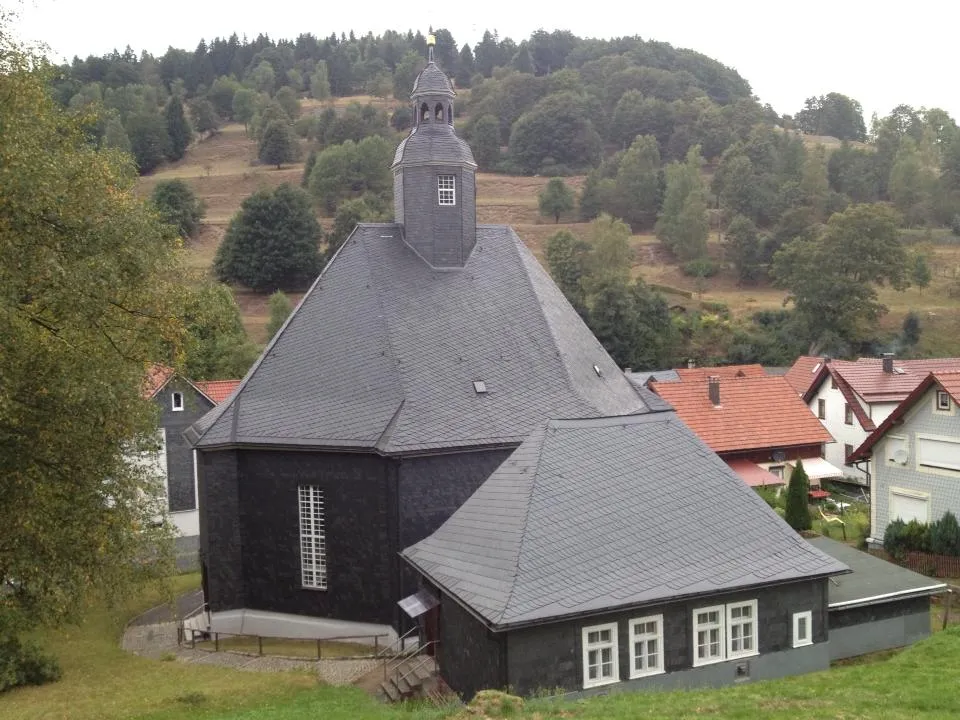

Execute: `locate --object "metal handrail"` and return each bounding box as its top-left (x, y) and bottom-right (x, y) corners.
top-left (376, 625), bottom-right (418, 660)
top-left (396, 640), bottom-right (437, 687)
top-left (178, 626), bottom-right (388, 658)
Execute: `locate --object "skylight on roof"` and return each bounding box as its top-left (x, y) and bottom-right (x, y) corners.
top-left (473, 380), bottom-right (487, 394)
top-left (593, 364), bottom-right (602, 377)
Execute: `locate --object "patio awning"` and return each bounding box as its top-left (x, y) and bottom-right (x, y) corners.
top-left (397, 589), bottom-right (439, 618)
top-left (799, 457), bottom-right (845, 481)
top-left (725, 459), bottom-right (784, 487)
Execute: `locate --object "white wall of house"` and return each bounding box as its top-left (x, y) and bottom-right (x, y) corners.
top-left (168, 449), bottom-right (201, 537)
top-left (870, 387), bottom-right (960, 545)
top-left (807, 379), bottom-right (869, 482)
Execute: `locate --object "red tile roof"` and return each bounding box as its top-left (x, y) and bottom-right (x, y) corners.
top-left (653, 375), bottom-right (834, 453)
top-left (671, 364), bottom-right (766, 383)
top-left (143, 364), bottom-right (175, 398)
top-left (824, 357), bottom-right (960, 403)
top-left (195, 380), bottom-right (242, 405)
top-left (784, 356), bottom-right (827, 395)
top-left (851, 371), bottom-right (960, 462)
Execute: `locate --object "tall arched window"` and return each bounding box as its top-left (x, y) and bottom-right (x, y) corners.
top-left (435, 103), bottom-right (444, 121)
top-left (420, 102), bottom-right (430, 123)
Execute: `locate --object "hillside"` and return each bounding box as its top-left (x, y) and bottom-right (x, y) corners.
top-left (139, 117), bottom-right (960, 356)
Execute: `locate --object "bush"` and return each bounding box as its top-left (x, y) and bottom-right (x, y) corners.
top-left (0, 637), bottom-right (62, 692)
top-left (784, 460), bottom-right (811, 531)
top-left (930, 511), bottom-right (960, 556)
top-left (681, 258), bottom-right (718, 278)
top-left (755, 486), bottom-right (779, 509)
top-left (699, 300), bottom-right (730, 316)
top-left (885, 518), bottom-right (937, 559)
top-left (151, 179), bottom-right (205, 238)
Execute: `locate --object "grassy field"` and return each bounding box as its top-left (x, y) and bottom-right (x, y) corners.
top-left (3, 569), bottom-right (960, 720)
top-left (138, 114), bottom-right (960, 353)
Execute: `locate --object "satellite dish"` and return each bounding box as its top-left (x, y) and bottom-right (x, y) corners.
top-left (772, 450), bottom-right (786, 463)
top-left (893, 449), bottom-right (909, 465)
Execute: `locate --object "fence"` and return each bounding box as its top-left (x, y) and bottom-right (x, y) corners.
top-left (868, 548), bottom-right (960, 579)
top-left (178, 624), bottom-right (388, 660)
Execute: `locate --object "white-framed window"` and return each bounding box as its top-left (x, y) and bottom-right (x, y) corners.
top-left (817, 399), bottom-right (826, 419)
top-left (917, 434), bottom-right (960, 472)
top-left (629, 614), bottom-right (664, 678)
top-left (694, 600), bottom-right (759, 666)
top-left (844, 403), bottom-right (853, 425)
top-left (727, 600), bottom-right (757, 659)
top-left (936, 390), bottom-right (952, 412)
top-left (890, 487), bottom-right (930, 524)
top-left (171, 391), bottom-right (184, 411)
top-left (582, 622), bottom-right (618, 688)
top-left (793, 611), bottom-right (813, 647)
top-left (693, 605), bottom-right (724, 666)
top-left (298, 485), bottom-right (327, 590)
top-left (438, 174), bottom-right (456, 206)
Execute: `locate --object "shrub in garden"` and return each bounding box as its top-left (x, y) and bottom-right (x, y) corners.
top-left (0, 637), bottom-right (62, 692)
top-left (784, 460), bottom-right (811, 532)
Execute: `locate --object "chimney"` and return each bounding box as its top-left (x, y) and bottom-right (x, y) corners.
top-left (708, 376), bottom-right (721, 406)
top-left (687, 358), bottom-right (696, 369)
top-left (882, 353), bottom-right (894, 373)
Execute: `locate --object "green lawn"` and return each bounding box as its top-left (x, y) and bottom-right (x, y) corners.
top-left (4, 572), bottom-right (960, 720)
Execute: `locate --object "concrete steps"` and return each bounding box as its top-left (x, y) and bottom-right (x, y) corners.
top-left (378, 655), bottom-right (438, 702)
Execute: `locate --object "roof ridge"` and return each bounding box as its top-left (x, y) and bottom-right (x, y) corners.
top-left (495, 424), bottom-right (550, 625)
top-left (187, 225), bottom-right (363, 446)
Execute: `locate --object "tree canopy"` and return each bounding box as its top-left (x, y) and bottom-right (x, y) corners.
top-left (151, 179), bottom-right (205, 238)
top-left (538, 178), bottom-right (575, 223)
top-left (1, 38), bottom-right (184, 662)
top-left (215, 184), bottom-right (321, 291)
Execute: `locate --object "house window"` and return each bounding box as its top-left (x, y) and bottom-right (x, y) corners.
top-left (629, 615), bottom-right (664, 678)
top-left (830, 376), bottom-right (837, 390)
top-left (844, 403), bottom-right (853, 425)
top-left (171, 392), bottom-right (184, 411)
top-left (438, 175), bottom-right (456, 206)
top-left (582, 622), bottom-right (618, 688)
top-left (793, 611), bottom-right (813, 648)
top-left (298, 485), bottom-right (327, 590)
top-left (694, 600), bottom-right (759, 666)
top-left (917, 435), bottom-right (960, 472)
top-left (769, 465), bottom-right (784, 479)
top-left (693, 605), bottom-right (724, 666)
top-left (890, 488), bottom-right (930, 523)
top-left (727, 600), bottom-right (757, 659)
top-left (817, 399), bottom-right (826, 419)
top-left (936, 390), bottom-right (952, 412)
top-left (844, 444), bottom-right (854, 462)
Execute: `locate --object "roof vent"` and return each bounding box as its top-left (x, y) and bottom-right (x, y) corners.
top-left (473, 380), bottom-right (487, 394)
top-left (593, 364), bottom-right (602, 377)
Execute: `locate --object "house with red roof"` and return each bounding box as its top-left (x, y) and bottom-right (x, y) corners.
top-left (143, 366), bottom-right (239, 568)
top-left (651, 373), bottom-right (838, 488)
top-left (849, 371), bottom-right (960, 547)
top-left (796, 354), bottom-right (960, 485)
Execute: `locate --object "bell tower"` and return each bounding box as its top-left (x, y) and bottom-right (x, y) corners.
top-left (392, 33), bottom-right (477, 268)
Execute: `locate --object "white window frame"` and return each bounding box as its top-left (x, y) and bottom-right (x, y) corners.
top-left (726, 600), bottom-right (758, 660)
top-left (628, 614), bottom-right (664, 679)
top-left (171, 391), bottom-right (184, 412)
top-left (793, 611), bottom-right (813, 648)
top-left (889, 487), bottom-right (931, 524)
top-left (437, 174), bottom-right (456, 206)
top-left (935, 390), bottom-right (952, 413)
top-left (693, 605), bottom-right (725, 667)
top-left (844, 403), bottom-right (853, 425)
top-left (298, 485), bottom-right (327, 590)
top-left (581, 622), bottom-right (619, 688)
top-left (817, 398), bottom-right (826, 419)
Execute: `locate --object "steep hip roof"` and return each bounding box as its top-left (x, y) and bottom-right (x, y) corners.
top-left (187, 224), bottom-right (647, 453)
top-left (652, 375), bottom-right (834, 454)
top-left (402, 411), bottom-right (848, 629)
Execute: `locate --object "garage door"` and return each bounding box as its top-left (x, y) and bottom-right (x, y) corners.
top-left (890, 491), bottom-right (929, 524)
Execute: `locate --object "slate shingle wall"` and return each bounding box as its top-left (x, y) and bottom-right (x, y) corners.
top-left (829, 595), bottom-right (929, 629)
top-left (497, 580), bottom-right (828, 696)
top-left (872, 387), bottom-right (960, 538)
top-left (234, 450), bottom-right (398, 624)
top-left (199, 449), bottom-right (245, 611)
top-left (438, 592), bottom-right (505, 700)
top-left (400, 164), bottom-right (475, 267)
top-left (157, 381), bottom-right (213, 512)
top-left (828, 596), bottom-right (931, 660)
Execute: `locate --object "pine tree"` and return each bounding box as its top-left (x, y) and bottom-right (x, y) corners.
top-left (784, 460), bottom-right (812, 532)
top-left (164, 96), bottom-right (193, 161)
top-left (258, 120), bottom-right (298, 169)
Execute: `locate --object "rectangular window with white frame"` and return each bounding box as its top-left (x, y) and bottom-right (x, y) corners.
top-left (298, 485), bottom-right (327, 590)
top-left (694, 600), bottom-right (759, 666)
top-left (582, 622), bottom-right (618, 688)
top-left (935, 390), bottom-right (952, 413)
top-left (629, 614), bottom-right (664, 678)
top-left (437, 174), bottom-right (456, 206)
top-left (793, 611), bottom-right (813, 647)
top-left (172, 391), bottom-right (184, 411)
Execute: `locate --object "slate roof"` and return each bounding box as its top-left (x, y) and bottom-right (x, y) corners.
top-left (187, 224), bottom-right (648, 453)
top-left (652, 375), bottom-right (834, 454)
top-left (850, 371), bottom-right (960, 462)
top-left (392, 123), bottom-right (476, 168)
top-left (807, 536), bottom-right (945, 608)
top-left (411, 62), bottom-right (455, 97)
top-left (624, 369), bottom-right (679, 387)
top-left (402, 411), bottom-right (848, 629)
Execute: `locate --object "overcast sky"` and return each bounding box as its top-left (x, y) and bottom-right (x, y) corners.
top-left (10, 0), bottom-right (959, 123)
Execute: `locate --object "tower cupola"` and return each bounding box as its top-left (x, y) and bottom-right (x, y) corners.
top-left (391, 32), bottom-right (477, 268)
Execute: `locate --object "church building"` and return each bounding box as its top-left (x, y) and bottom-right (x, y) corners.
top-left (186, 40), bottom-right (650, 635)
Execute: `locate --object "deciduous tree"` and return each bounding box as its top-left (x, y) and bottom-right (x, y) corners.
top-left (126, 111), bottom-right (170, 173)
top-left (656, 145), bottom-right (708, 261)
top-left (189, 98), bottom-right (220, 137)
top-left (613, 134), bottom-right (661, 228)
top-left (265, 290), bottom-right (294, 339)
top-left (151, 179), bottom-right (205, 238)
top-left (538, 178), bottom-right (575, 223)
top-left (1, 40), bottom-right (184, 670)
top-left (469, 114), bottom-right (501, 170)
top-left (724, 214), bottom-right (761, 285)
top-left (545, 229), bottom-right (590, 313)
top-left (215, 184), bottom-right (321, 291)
